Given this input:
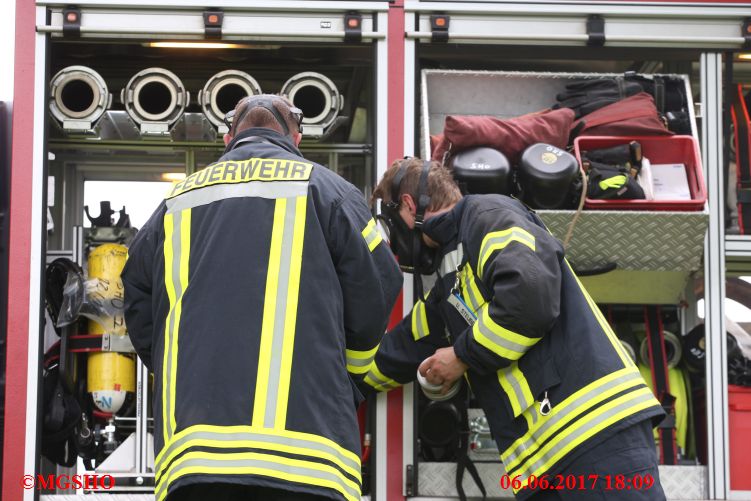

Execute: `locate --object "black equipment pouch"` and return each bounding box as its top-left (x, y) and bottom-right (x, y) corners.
top-left (586, 161), bottom-right (645, 200)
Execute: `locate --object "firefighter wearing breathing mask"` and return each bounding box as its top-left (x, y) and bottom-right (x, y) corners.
top-left (360, 157), bottom-right (667, 501)
top-left (122, 95), bottom-right (402, 501)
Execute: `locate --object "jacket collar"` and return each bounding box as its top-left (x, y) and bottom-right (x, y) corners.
top-left (224, 127), bottom-right (303, 158)
top-left (422, 197), bottom-right (467, 247)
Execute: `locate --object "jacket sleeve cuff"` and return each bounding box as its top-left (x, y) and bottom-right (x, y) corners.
top-left (453, 328), bottom-right (487, 374)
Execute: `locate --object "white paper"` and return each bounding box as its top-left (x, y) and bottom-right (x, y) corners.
top-left (650, 163), bottom-right (691, 200)
top-left (637, 157), bottom-right (655, 201)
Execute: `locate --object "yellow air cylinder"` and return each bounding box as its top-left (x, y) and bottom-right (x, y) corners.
top-left (87, 243), bottom-right (135, 414)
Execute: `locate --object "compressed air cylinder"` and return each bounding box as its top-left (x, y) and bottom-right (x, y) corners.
top-left (87, 243), bottom-right (135, 414)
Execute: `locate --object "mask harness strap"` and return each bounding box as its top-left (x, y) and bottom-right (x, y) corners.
top-left (224, 97), bottom-right (293, 154)
top-left (412, 160), bottom-right (432, 301)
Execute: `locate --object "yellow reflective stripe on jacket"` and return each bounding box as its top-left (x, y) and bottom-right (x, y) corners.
top-left (564, 260), bottom-right (634, 368)
top-left (154, 424), bottom-right (361, 486)
top-left (472, 306), bottom-right (539, 361)
top-left (411, 300), bottom-right (430, 340)
top-left (156, 451), bottom-right (360, 501)
top-left (167, 158), bottom-right (313, 199)
top-left (346, 345), bottom-right (379, 375)
top-left (460, 263), bottom-right (486, 314)
top-left (363, 360), bottom-right (400, 392)
top-left (598, 174), bottom-right (627, 190)
top-left (162, 208), bottom-right (191, 444)
top-left (253, 196), bottom-right (307, 430)
top-left (498, 362), bottom-right (534, 418)
top-left (511, 387), bottom-right (657, 493)
top-left (502, 368), bottom-right (646, 472)
top-left (361, 218), bottom-right (383, 252)
top-left (478, 227), bottom-right (536, 277)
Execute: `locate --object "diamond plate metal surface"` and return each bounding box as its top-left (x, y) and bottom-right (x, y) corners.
top-left (539, 210), bottom-right (708, 272)
top-left (658, 465), bottom-right (709, 500)
top-left (417, 463), bottom-right (708, 499)
top-left (417, 461), bottom-right (511, 498)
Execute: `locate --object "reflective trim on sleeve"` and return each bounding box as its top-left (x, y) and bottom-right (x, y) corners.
top-left (361, 218), bottom-right (383, 252)
top-left (363, 361), bottom-right (400, 392)
top-left (411, 300), bottom-right (430, 340)
top-left (166, 181), bottom-right (309, 213)
top-left (253, 196), bottom-right (307, 430)
top-left (346, 345), bottom-right (379, 375)
top-left (498, 362), bottom-right (534, 418)
top-left (161, 208), bottom-right (191, 444)
top-left (471, 306), bottom-right (539, 361)
top-left (478, 227), bottom-right (536, 277)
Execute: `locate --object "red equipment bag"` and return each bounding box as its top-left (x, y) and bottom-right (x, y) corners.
top-left (572, 92), bottom-right (673, 138)
top-left (431, 108), bottom-right (575, 164)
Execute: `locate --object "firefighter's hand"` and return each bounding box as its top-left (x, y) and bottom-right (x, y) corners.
top-left (419, 347), bottom-right (468, 394)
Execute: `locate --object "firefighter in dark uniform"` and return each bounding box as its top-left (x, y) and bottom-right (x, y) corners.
top-left (122, 95), bottom-right (402, 501)
top-left (362, 157), bottom-right (667, 500)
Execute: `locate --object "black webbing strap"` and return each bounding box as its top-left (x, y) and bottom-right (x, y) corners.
top-left (456, 397), bottom-right (486, 501)
top-left (643, 306), bottom-right (677, 465)
top-left (732, 84), bottom-right (751, 234)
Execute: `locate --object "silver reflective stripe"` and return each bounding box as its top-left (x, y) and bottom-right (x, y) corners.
top-left (504, 370), bottom-right (644, 466)
top-left (163, 210), bottom-right (186, 441)
top-left (156, 453), bottom-right (361, 501)
top-left (166, 181), bottom-right (309, 213)
top-left (462, 267), bottom-right (483, 312)
top-left (413, 301), bottom-right (429, 339)
top-left (365, 367), bottom-right (396, 389)
top-left (155, 429), bottom-right (360, 480)
top-left (362, 221), bottom-right (382, 251)
top-left (440, 243), bottom-right (464, 277)
top-left (527, 405), bottom-right (539, 427)
top-left (475, 315), bottom-right (531, 355)
top-left (502, 367), bottom-right (533, 414)
top-left (346, 353), bottom-right (375, 371)
top-left (263, 200), bottom-right (298, 428)
top-left (479, 229), bottom-right (535, 275)
top-left (516, 390), bottom-right (656, 479)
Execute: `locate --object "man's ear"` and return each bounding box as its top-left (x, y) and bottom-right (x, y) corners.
top-left (223, 133), bottom-right (232, 146)
top-left (401, 193), bottom-right (417, 216)
top-left (292, 131), bottom-right (303, 147)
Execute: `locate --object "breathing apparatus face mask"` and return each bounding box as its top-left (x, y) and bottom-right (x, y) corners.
top-left (376, 159), bottom-right (440, 280)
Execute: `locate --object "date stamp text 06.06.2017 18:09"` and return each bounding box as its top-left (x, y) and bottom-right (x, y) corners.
top-left (500, 473), bottom-right (656, 492)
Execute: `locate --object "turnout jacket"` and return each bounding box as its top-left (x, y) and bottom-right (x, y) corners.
top-left (122, 128), bottom-right (402, 501)
top-left (359, 195), bottom-right (663, 499)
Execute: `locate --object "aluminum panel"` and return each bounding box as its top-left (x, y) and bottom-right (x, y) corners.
top-left (539, 210), bottom-right (708, 272)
